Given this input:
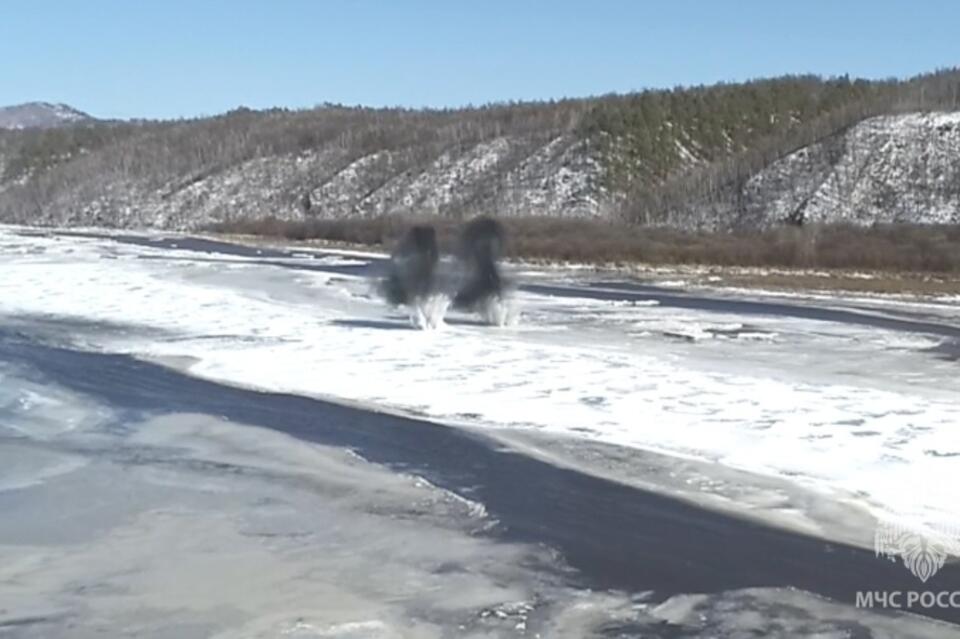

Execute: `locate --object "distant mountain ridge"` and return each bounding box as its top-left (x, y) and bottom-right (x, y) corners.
top-left (0, 102), bottom-right (93, 130)
top-left (1, 70), bottom-right (959, 230)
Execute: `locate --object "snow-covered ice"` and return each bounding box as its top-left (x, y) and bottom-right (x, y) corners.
top-left (0, 363), bottom-right (627, 636)
top-left (1, 226), bottom-right (958, 542)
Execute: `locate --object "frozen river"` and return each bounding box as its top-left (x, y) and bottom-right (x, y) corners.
top-left (1, 225), bottom-right (958, 637)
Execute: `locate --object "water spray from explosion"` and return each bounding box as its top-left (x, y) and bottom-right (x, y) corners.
top-left (379, 217), bottom-right (514, 329)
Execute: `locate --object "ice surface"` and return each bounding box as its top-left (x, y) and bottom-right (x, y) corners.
top-left (1, 226), bottom-right (958, 539)
top-left (0, 365), bottom-right (644, 637)
top-left (2, 226), bottom-right (959, 636)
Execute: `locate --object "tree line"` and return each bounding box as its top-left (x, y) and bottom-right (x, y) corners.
top-left (1, 68), bottom-right (959, 226)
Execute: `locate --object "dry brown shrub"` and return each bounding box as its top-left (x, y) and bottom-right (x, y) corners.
top-left (205, 216), bottom-right (960, 274)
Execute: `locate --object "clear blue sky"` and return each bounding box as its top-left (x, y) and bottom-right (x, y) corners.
top-left (2, 0), bottom-right (958, 120)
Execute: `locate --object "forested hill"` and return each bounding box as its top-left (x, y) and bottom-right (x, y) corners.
top-left (1, 69), bottom-right (959, 230)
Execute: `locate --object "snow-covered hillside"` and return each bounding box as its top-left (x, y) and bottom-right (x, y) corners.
top-left (2, 106), bottom-right (960, 230)
top-left (0, 102), bottom-right (93, 129)
top-left (5, 133), bottom-right (608, 228)
top-left (735, 112), bottom-right (960, 228)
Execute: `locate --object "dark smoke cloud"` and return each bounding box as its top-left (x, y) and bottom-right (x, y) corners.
top-left (379, 225), bottom-right (440, 307)
top-left (452, 217), bottom-right (509, 311)
top-left (379, 217), bottom-right (513, 327)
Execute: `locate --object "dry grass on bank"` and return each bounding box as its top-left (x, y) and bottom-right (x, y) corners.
top-left (206, 215), bottom-right (960, 275)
